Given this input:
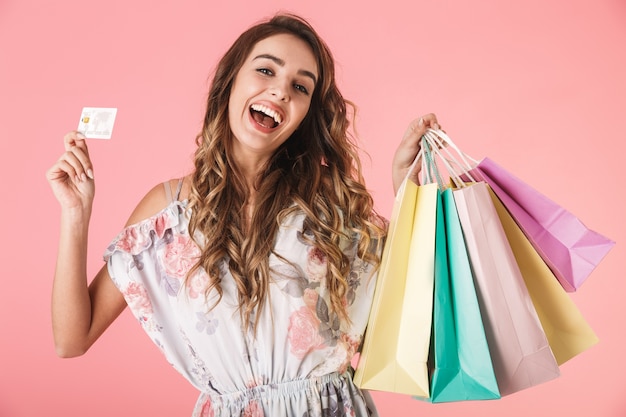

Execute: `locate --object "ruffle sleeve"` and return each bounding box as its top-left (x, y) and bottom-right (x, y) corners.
top-left (103, 200), bottom-right (196, 338)
top-left (103, 201), bottom-right (184, 262)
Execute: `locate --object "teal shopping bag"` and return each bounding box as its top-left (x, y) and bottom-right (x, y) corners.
top-left (426, 189), bottom-right (500, 402)
top-left (416, 138), bottom-right (500, 402)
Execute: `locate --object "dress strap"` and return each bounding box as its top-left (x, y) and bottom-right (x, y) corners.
top-left (163, 179), bottom-right (184, 202)
top-left (163, 181), bottom-right (173, 202)
top-left (174, 178), bottom-right (184, 201)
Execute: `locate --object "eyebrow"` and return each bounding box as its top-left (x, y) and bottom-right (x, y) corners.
top-left (253, 54), bottom-right (318, 85)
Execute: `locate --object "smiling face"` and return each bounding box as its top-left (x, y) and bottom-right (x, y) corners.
top-left (228, 33), bottom-right (318, 165)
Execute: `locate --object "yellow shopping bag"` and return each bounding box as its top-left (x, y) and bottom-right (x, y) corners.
top-left (489, 189), bottom-right (599, 365)
top-left (354, 179), bottom-right (439, 397)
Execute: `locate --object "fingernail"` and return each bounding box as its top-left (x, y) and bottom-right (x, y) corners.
top-left (418, 118), bottom-right (424, 127)
top-left (87, 169), bottom-right (94, 179)
top-left (76, 132), bottom-right (86, 139)
top-left (81, 173), bottom-right (87, 182)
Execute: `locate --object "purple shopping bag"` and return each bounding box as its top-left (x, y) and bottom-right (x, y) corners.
top-left (469, 158), bottom-right (615, 292)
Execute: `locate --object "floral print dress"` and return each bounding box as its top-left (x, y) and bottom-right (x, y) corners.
top-left (104, 182), bottom-right (381, 416)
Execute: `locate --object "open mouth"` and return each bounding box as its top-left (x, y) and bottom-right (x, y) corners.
top-left (250, 104), bottom-right (283, 129)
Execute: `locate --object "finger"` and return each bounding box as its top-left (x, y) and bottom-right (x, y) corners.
top-left (406, 113), bottom-right (440, 139)
top-left (47, 158), bottom-right (80, 184)
top-left (64, 131), bottom-right (89, 156)
top-left (60, 150), bottom-right (89, 183)
top-left (68, 145), bottom-right (94, 179)
top-left (402, 118), bottom-right (426, 144)
top-left (420, 113), bottom-right (441, 131)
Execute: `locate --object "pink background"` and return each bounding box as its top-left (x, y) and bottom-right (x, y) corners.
top-left (1, 0), bottom-right (625, 415)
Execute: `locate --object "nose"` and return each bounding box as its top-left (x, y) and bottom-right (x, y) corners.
top-left (269, 80), bottom-right (290, 102)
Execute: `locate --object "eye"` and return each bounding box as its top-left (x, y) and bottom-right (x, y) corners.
top-left (294, 84), bottom-right (309, 95)
top-left (256, 68), bottom-right (273, 76)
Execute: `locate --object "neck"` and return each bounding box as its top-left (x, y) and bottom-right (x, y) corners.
top-left (231, 140), bottom-right (275, 189)
top-left (233, 158), bottom-right (270, 197)
top-left (236, 162), bottom-right (260, 230)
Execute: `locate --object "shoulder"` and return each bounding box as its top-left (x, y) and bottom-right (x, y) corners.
top-left (124, 175), bottom-right (192, 227)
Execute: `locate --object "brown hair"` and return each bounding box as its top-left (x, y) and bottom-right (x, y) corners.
top-left (187, 13), bottom-right (385, 330)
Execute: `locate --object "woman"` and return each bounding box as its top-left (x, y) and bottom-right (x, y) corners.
top-left (47, 13), bottom-right (440, 416)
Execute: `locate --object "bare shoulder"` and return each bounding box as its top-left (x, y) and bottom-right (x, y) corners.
top-left (124, 175), bottom-right (192, 227)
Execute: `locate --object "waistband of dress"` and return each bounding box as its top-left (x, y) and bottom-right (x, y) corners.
top-left (200, 371), bottom-right (350, 404)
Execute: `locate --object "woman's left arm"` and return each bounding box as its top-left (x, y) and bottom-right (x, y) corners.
top-left (391, 113), bottom-right (441, 194)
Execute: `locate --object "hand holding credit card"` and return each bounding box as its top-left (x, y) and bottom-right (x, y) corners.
top-left (77, 107), bottom-right (117, 139)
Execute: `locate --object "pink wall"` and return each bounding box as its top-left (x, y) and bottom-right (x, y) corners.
top-left (1, 0), bottom-right (625, 415)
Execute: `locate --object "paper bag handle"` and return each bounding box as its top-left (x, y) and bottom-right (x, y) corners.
top-left (422, 129), bottom-right (480, 188)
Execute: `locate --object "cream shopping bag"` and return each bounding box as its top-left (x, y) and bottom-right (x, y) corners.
top-left (354, 178), bottom-right (439, 397)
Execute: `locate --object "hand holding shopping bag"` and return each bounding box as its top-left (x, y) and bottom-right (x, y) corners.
top-left (425, 130), bottom-right (601, 365)
top-left (356, 128), bottom-right (605, 400)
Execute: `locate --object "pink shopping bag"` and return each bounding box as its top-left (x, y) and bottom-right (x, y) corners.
top-left (453, 182), bottom-right (560, 396)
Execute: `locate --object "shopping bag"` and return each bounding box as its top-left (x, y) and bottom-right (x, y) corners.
top-left (424, 187), bottom-right (500, 402)
top-left (470, 158), bottom-right (614, 292)
top-left (452, 182), bottom-right (560, 396)
top-left (353, 176), bottom-right (439, 397)
top-left (488, 187), bottom-right (599, 364)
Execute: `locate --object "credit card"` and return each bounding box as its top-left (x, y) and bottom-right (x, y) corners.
top-left (77, 107), bottom-right (117, 139)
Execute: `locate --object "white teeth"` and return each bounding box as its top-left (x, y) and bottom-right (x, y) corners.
top-left (250, 104), bottom-right (282, 125)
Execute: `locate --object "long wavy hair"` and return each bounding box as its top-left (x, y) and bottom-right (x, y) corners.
top-left (187, 13), bottom-right (386, 330)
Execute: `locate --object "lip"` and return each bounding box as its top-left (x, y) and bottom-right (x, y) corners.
top-left (248, 100), bottom-right (285, 133)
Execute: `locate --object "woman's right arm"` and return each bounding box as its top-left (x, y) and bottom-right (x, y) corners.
top-left (47, 131), bottom-right (127, 358)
